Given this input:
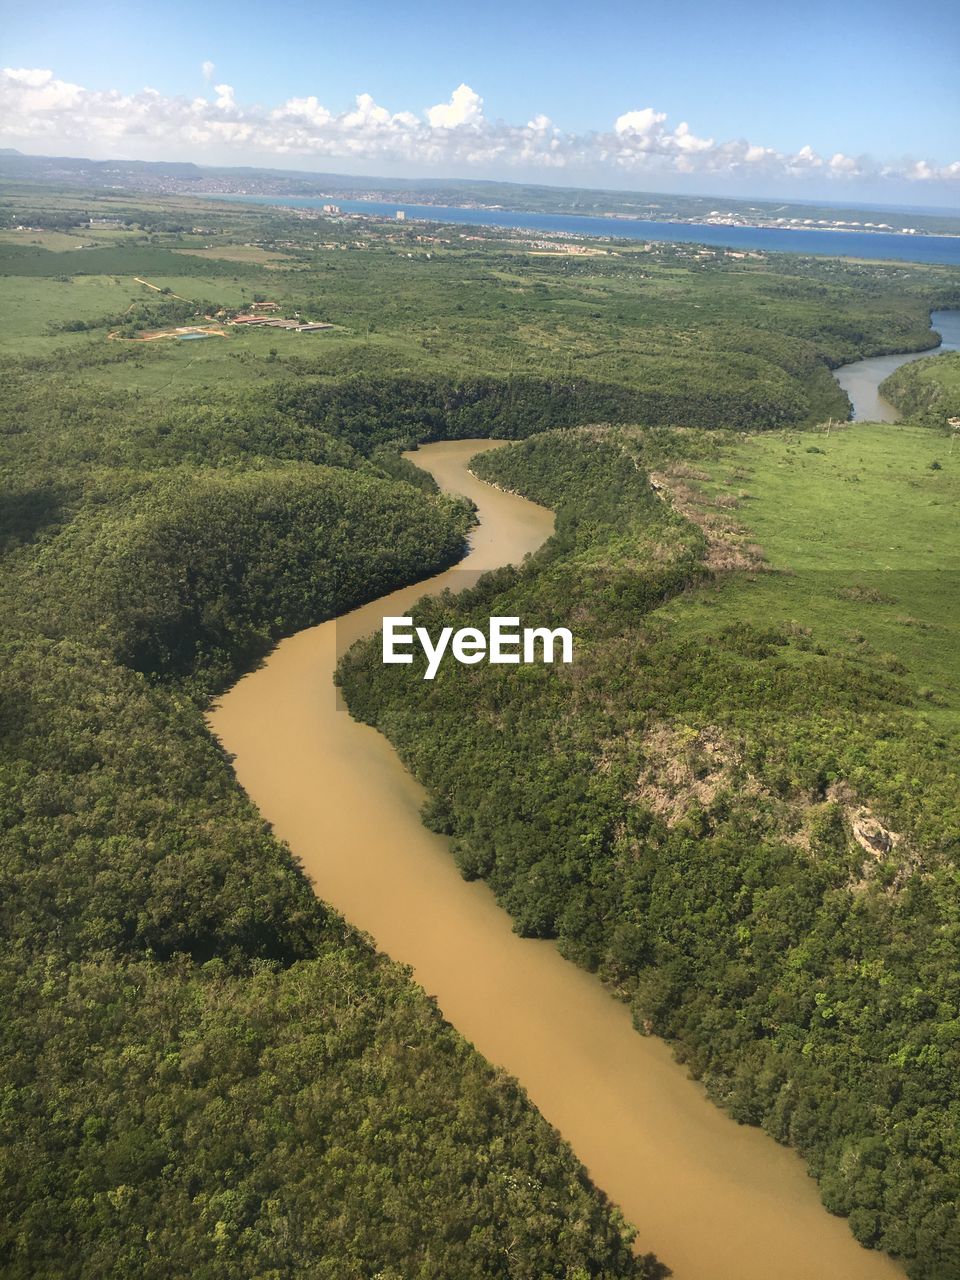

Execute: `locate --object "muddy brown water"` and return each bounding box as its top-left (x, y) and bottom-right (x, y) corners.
top-left (834, 348), bottom-right (933, 423)
top-left (208, 439), bottom-right (905, 1280)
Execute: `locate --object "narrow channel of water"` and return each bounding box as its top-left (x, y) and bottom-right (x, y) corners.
top-left (834, 308), bottom-right (960, 420)
top-left (208, 439), bottom-right (905, 1280)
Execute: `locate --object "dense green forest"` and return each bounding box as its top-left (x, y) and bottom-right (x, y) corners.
top-left (880, 350), bottom-right (960, 427)
top-left (2, 636), bottom-right (658, 1279)
top-left (0, 450), bottom-right (659, 1278)
top-left (339, 427), bottom-right (960, 1280)
top-left (2, 186), bottom-right (959, 1276)
top-left (0, 197), bottom-right (682, 1278)
top-left (34, 466), bottom-right (472, 685)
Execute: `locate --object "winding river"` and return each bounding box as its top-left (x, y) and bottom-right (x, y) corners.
top-left (834, 308), bottom-right (960, 420)
top-left (209, 437), bottom-right (908, 1280)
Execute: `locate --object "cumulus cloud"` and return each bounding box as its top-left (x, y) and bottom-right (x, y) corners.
top-left (614, 107), bottom-right (668, 137)
top-left (0, 67), bottom-right (956, 187)
top-left (2, 67), bottom-right (83, 113)
top-left (272, 95), bottom-right (331, 127)
top-left (426, 83), bottom-right (484, 128)
top-left (6, 67), bottom-right (56, 88)
top-left (784, 144), bottom-right (826, 177)
top-left (673, 122), bottom-right (714, 154)
top-left (829, 151), bottom-right (862, 176)
top-left (201, 60), bottom-right (215, 82)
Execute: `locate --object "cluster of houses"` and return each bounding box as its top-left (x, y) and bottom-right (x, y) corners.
top-left (229, 301), bottom-right (332, 333)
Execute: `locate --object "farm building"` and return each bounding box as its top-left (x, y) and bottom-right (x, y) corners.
top-left (230, 315), bottom-right (333, 332)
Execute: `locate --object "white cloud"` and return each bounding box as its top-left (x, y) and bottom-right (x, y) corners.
top-left (201, 60), bottom-right (215, 82)
top-left (673, 122), bottom-right (713, 153)
top-left (0, 67), bottom-right (956, 188)
top-left (615, 107), bottom-right (667, 137)
top-left (426, 83), bottom-right (484, 128)
top-left (786, 144), bottom-right (824, 175)
top-left (272, 95), bottom-right (332, 127)
top-left (904, 158), bottom-right (960, 182)
top-left (2, 67), bottom-right (83, 113)
top-left (342, 93), bottom-right (392, 127)
top-left (5, 66), bottom-right (55, 88)
top-left (829, 151), bottom-right (861, 176)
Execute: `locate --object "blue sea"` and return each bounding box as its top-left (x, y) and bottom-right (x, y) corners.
top-left (213, 194), bottom-right (960, 266)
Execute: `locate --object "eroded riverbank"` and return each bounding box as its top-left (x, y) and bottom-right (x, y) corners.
top-left (208, 438), bottom-right (905, 1280)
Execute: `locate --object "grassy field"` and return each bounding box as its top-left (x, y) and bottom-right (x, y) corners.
top-left (3, 186), bottom-right (959, 434)
top-left (0, 229), bottom-right (102, 251)
top-left (658, 421), bottom-right (960, 722)
top-left (174, 245), bottom-right (298, 265)
top-left (85, 326), bottom-right (362, 394)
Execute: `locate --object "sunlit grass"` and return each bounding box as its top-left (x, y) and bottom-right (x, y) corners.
top-left (659, 422), bottom-right (960, 721)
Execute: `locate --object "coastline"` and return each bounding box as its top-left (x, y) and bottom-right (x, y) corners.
top-left (206, 193), bottom-right (960, 264)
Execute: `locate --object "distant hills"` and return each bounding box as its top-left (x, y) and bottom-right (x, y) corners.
top-left (1, 149), bottom-right (958, 236)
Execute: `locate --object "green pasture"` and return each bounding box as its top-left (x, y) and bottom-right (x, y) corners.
top-left (660, 422), bottom-right (960, 720)
top-left (0, 275), bottom-right (142, 354)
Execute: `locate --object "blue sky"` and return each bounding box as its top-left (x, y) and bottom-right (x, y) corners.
top-left (2, 0), bottom-right (958, 203)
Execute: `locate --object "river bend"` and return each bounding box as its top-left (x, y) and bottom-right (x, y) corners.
top-left (209, 438), bottom-right (905, 1280)
top-left (834, 308), bottom-right (960, 420)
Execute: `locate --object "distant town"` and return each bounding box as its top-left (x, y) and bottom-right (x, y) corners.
top-left (2, 150), bottom-right (958, 239)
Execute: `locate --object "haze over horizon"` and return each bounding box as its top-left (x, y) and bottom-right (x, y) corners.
top-left (2, 0), bottom-right (958, 206)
